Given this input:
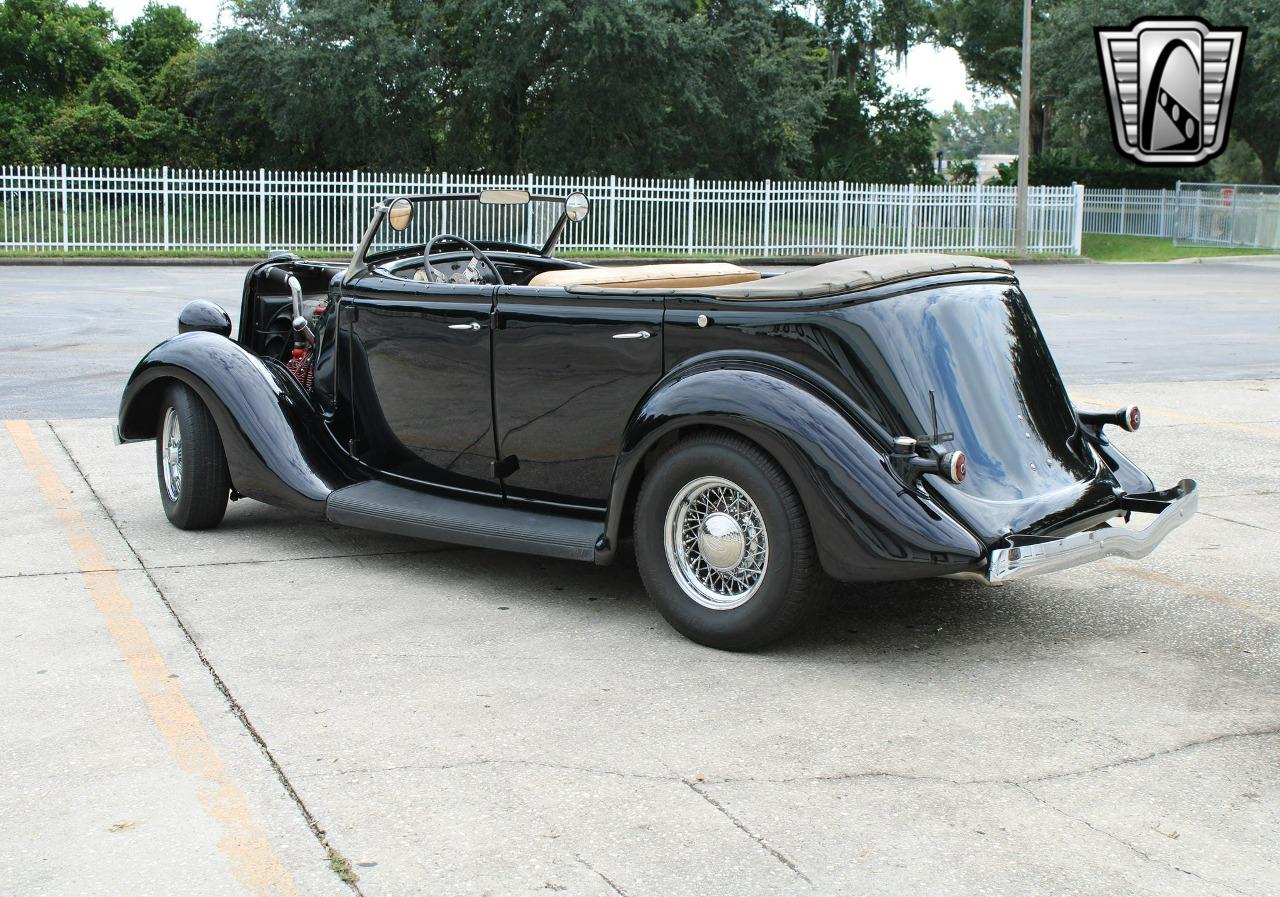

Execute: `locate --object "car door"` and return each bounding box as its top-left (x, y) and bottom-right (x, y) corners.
top-left (339, 271), bottom-right (499, 496)
top-left (492, 285), bottom-right (664, 508)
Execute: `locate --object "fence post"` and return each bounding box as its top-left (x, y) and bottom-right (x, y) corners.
top-left (835, 180), bottom-right (846, 253)
top-left (972, 180), bottom-right (982, 251)
top-left (1072, 183), bottom-right (1085, 255)
top-left (525, 172), bottom-right (535, 245)
top-left (258, 168), bottom-right (267, 250)
top-left (686, 176), bottom-right (695, 255)
top-left (351, 170), bottom-right (360, 250)
top-left (1228, 182), bottom-right (1240, 246)
top-left (162, 165), bottom-right (170, 250)
top-left (60, 164), bottom-right (69, 250)
top-left (905, 183), bottom-right (916, 252)
top-left (1119, 187), bottom-right (1127, 235)
top-left (608, 174), bottom-right (617, 251)
top-left (762, 179), bottom-right (771, 254)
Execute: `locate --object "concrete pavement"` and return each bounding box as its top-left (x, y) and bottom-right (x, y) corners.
top-left (3, 374), bottom-right (1279, 896)
top-left (2, 261), bottom-right (1279, 895)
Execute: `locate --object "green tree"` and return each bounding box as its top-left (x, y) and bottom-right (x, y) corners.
top-left (810, 78), bottom-right (937, 182)
top-left (803, 0), bottom-right (939, 182)
top-left (117, 3), bottom-right (200, 82)
top-left (35, 103), bottom-right (137, 164)
top-left (933, 100), bottom-right (1017, 158)
top-left (0, 0), bottom-right (115, 109)
top-left (81, 67), bottom-right (146, 118)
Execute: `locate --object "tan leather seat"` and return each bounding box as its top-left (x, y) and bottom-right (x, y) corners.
top-left (528, 262), bottom-right (760, 290)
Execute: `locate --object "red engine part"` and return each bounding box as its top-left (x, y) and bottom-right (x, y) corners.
top-left (285, 346), bottom-right (314, 390)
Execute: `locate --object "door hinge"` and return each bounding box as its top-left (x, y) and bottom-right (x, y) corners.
top-left (491, 454), bottom-right (519, 479)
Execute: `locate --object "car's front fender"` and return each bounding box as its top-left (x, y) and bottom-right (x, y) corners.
top-left (117, 331), bottom-right (351, 514)
top-left (603, 363), bottom-right (984, 581)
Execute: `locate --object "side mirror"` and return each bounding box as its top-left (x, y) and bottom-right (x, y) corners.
top-left (565, 192), bottom-right (590, 222)
top-left (387, 198), bottom-right (414, 232)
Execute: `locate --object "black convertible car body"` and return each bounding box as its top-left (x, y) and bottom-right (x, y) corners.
top-left (118, 190), bottom-right (1197, 648)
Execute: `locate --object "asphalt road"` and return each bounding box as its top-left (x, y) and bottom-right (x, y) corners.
top-left (3, 261), bottom-right (1280, 897)
top-left (0, 258), bottom-right (1278, 418)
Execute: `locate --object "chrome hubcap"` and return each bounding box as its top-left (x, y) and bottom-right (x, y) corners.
top-left (161, 408), bottom-right (182, 500)
top-left (664, 476), bottom-right (768, 610)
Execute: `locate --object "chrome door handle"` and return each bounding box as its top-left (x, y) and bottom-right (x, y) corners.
top-left (448, 321), bottom-right (482, 331)
top-left (612, 330), bottom-right (652, 340)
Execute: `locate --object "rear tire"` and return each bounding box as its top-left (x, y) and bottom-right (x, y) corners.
top-left (155, 383), bottom-right (230, 530)
top-left (634, 433), bottom-right (826, 650)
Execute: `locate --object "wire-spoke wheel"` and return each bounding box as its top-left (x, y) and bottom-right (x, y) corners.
top-left (635, 432), bottom-right (827, 650)
top-left (155, 383), bottom-right (230, 530)
top-left (160, 407), bottom-right (183, 501)
top-left (665, 476), bottom-right (769, 610)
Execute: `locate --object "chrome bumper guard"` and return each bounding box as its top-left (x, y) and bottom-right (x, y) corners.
top-left (984, 479), bottom-right (1198, 584)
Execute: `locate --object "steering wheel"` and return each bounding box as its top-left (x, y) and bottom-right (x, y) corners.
top-left (418, 234), bottom-right (504, 286)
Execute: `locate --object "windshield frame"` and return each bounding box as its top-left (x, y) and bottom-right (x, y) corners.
top-left (344, 193), bottom-right (574, 283)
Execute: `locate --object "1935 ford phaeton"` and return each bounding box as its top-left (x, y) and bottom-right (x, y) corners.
top-left (117, 190), bottom-right (1197, 649)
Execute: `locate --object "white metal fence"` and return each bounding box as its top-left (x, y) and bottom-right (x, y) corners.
top-left (0, 166), bottom-right (1086, 256)
top-left (1082, 183), bottom-right (1280, 250)
top-left (1082, 188), bottom-right (1177, 238)
top-left (1173, 183), bottom-right (1280, 250)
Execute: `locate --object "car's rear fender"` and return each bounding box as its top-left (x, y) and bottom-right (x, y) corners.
top-left (117, 330), bottom-right (351, 514)
top-left (604, 361), bottom-right (984, 581)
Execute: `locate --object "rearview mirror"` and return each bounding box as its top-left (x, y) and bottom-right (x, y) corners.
top-left (565, 192), bottom-right (590, 222)
top-left (479, 189), bottom-right (531, 205)
top-left (387, 198), bottom-right (414, 231)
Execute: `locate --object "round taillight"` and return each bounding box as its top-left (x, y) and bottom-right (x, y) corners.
top-left (943, 450), bottom-right (967, 484)
top-left (1124, 404), bottom-right (1141, 432)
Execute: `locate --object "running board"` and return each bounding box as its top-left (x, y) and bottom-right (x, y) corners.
top-left (326, 480), bottom-right (602, 561)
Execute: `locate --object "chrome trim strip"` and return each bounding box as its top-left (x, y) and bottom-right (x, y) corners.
top-left (984, 479), bottom-right (1198, 584)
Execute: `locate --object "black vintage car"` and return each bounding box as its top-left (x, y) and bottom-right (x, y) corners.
top-left (118, 190), bottom-right (1197, 649)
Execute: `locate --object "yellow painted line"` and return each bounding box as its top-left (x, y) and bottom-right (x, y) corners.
top-left (5, 420), bottom-right (300, 897)
top-left (1074, 396), bottom-right (1280, 439)
top-left (1102, 561), bottom-right (1280, 626)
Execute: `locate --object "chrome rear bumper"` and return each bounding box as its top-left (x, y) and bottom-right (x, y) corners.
top-left (980, 478), bottom-right (1198, 584)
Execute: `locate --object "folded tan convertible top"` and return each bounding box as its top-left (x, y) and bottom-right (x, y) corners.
top-left (559, 253), bottom-right (1012, 300)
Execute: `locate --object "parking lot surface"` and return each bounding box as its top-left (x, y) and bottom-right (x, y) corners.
top-left (2, 261), bottom-right (1279, 896)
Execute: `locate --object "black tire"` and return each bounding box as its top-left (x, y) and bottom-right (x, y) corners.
top-left (155, 383), bottom-right (230, 530)
top-left (633, 432), bottom-right (827, 650)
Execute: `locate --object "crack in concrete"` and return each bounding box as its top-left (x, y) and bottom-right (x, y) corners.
top-left (142, 545), bottom-right (467, 571)
top-left (1014, 725), bottom-right (1280, 785)
top-left (1196, 511), bottom-right (1280, 535)
top-left (48, 422), bottom-right (367, 897)
top-left (1014, 783), bottom-right (1260, 897)
top-left (702, 725), bottom-right (1280, 789)
top-left (683, 780), bottom-right (812, 885)
top-left (304, 725), bottom-right (1280, 796)
top-left (575, 856), bottom-right (630, 897)
top-left (0, 566), bottom-right (128, 580)
top-left (0, 547), bottom-right (466, 580)
top-left (302, 757), bottom-right (674, 783)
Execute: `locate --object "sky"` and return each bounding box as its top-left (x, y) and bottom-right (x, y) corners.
top-left (96, 0), bottom-right (977, 112)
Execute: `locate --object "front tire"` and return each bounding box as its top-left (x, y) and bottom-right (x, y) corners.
top-left (155, 383), bottom-right (230, 530)
top-left (634, 433), bottom-right (826, 650)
